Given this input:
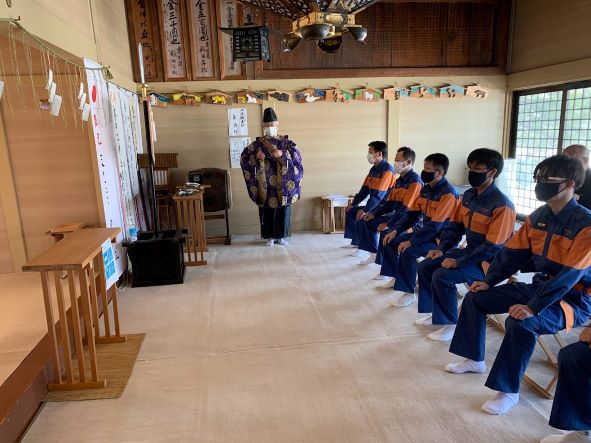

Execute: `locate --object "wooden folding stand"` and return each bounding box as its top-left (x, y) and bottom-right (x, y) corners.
top-left (174, 187), bottom-right (208, 266)
top-left (22, 228), bottom-right (126, 391)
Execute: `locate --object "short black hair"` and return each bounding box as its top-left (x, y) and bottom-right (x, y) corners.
top-left (467, 148), bottom-right (504, 178)
top-left (397, 146), bottom-right (416, 164)
top-left (369, 141), bottom-right (388, 160)
top-left (534, 154), bottom-right (586, 188)
top-left (425, 153), bottom-right (450, 175)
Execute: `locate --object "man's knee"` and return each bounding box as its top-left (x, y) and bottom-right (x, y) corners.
top-left (504, 316), bottom-right (538, 335)
top-left (432, 266), bottom-right (451, 283)
top-left (418, 258), bottom-right (438, 277)
top-left (400, 246), bottom-right (423, 261)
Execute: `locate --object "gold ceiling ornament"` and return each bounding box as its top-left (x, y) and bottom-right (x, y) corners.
top-left (237, 0), bottom-right (375, 53)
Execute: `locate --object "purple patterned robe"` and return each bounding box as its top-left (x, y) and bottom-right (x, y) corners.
top-left (240, 136), bottom-right (304, 208)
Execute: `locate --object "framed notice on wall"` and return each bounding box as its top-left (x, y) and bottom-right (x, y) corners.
top-left (187, 0), bottom-right (218, 80)
top-left (216, 0), bottom-right (245, 79)
top-left (124, 0), bottom-right (163, 82)
top-left (157, 0), bottom-right (191, 81)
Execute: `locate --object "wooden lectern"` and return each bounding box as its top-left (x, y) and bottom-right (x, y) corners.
top-left (22, 228), bottom-right (126, 391)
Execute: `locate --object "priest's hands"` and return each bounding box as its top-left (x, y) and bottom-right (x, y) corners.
top-left (271, 150), bottom-right (283, 158)
top-left (377, 223), bottom-right (389, 232)
top-left (256, 151), bottom-right (265, 161)
top-left (356, 210), bottom-right (366, 221)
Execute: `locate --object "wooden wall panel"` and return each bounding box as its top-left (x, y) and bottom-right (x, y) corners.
top-left (2, 81), bottom-right (100, 260)
top-left (124, 0), bottom-right (510, 81)
top-left (0, 196), bottom-right (12, 273)
top-left (511, 0), bottom-right (591, 73)
top-left (258, 1), bottom-right (505, 77)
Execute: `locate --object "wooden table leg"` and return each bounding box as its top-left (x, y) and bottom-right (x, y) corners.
top-left (53, 271), bottom-right (73, 383)
top-left (67, 270), bottom-right (86, 382)
top-left (40, 272), bottom-right (62, 385)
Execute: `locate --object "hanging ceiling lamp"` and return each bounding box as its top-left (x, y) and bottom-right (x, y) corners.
top-left (238, 0), bottom-right (376, 53)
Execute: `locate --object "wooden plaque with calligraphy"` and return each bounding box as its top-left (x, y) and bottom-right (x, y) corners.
top-left (216, 0), bottom-right (245, 80)
top-left (187, 0), bottom-right (218, 80)
top-left (124, 0), bottom-right (164, 82)
top-left (157, 0), bottom-right (191, 81)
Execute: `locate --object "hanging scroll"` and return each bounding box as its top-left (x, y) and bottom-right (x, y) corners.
top-left (187, 0), bottom-right (217, 79)
top-left (124, 0), bottom-right (163, 82)
top-left (158, 0), bottom-right (191, 81)
top-left (216, 0), bottom-right (244, 79)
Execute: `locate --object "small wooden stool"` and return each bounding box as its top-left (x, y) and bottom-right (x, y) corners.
top-left (321, 195), bottom-right (353, 233)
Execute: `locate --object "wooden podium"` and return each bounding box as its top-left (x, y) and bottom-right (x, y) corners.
top-left (22, 228), bottom-right (126, 391)
top-left (173, 188), bottom-right (207, 266)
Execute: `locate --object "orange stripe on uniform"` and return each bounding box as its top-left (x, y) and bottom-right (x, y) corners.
top-left (547, 226), bottom-right (591, 270)
top-left (486, 206), bottom-right (517, 245)
top-left (402, 182), bottom-right (422, 208)
top-left (505, 217), bottom-right (532, 250)
top-left (430, 193), bottom-right (459, 223)
top-left (411, 195), bottom-right (427, 213)
top-left (529, 227), bottom-right (547, 256)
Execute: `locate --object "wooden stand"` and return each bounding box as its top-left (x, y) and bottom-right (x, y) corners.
top-left (321, 196), bottom-right (353, 234)
top-left (174, 189), bottom-right (207, 266)
top-left (46, 222), bottom-right (87, 243)
top-left (22, 228), bottom-right (126, 391)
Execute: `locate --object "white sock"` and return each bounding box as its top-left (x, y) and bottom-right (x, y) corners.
top-left (428, 325), bottom-right (456, 341)
top-left (265, 239), bottom-right (275, 246)
top-left (444, 359), bottom-right (486, 374)
top-left (373, 274), bottom-right (388, 281)
top-left (481, 392), bottom-right (519, 415)
top-left (414, 314), bottom-right (432, 326)
top-left (358, 252), bottom-right (376, 266)
top-left (390, 291), bottom-right (416, 307)
top-left (378, 278), bottom-right (395, 289)
top-left (276, 238), bottom-right (288, 245)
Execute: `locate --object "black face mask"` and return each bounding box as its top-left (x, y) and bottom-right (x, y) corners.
top-left (421, 170), bottom-right (436, 183)
top-left (535, 182), bottom-right (565, 202)
top-left (468, 170), bottom-right (490, 188)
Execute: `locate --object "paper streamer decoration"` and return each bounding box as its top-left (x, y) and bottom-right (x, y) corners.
top-left (49, 94), bottom-right (62, 116)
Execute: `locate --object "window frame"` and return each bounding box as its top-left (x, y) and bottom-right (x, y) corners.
top-left (508, 79), bottom-right (591, 219)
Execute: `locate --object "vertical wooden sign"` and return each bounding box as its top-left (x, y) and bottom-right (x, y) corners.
top-left (187, 0), bottom-right (217, 80)
top-left (157, 0), bottom-right (191, 81)
top-left (216, 0), bottom-right (245, 79)
top-left (124, 0), bottom-right (163, 82)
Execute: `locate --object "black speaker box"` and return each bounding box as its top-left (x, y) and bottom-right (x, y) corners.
top-left (126, 229), bottom-right (186, 287)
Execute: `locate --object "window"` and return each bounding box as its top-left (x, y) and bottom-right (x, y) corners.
top-left (509, 80), bottom-right (591, 216)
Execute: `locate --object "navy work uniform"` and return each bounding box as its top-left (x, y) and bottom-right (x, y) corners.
top-left (548, 339), bottom-right (591, 432)
top-left (380, 177), bottom-right (458, 286)
top-left (356, 169), bottom-right (423, 254)
top-left (417, 183), bottom-right (516, 324)
top-left (344, 160), bottom-right (395, 246)
top-left (449, 198), bottom-right (591, 394)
